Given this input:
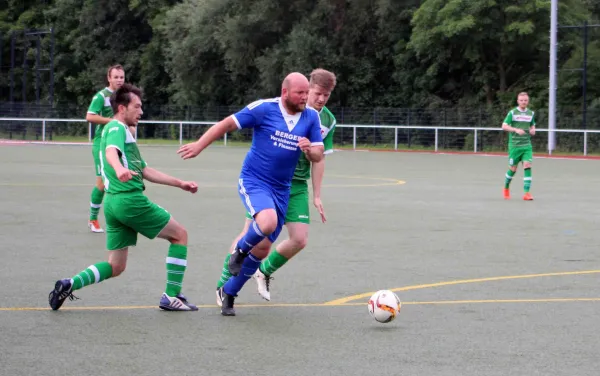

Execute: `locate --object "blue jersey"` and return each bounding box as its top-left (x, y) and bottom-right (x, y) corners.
top-left (232, 97), bottom-right (324, 190)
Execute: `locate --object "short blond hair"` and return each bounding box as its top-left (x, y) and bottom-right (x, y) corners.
top-left (309, 68), bottom-right (336, 92)
top-left (518, 92), bottom-right (529, 98)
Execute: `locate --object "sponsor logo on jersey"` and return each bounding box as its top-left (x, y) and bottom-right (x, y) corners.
top-left (270, 130), bottom-right (300, 151)
top-left (274, 130), bottom-right (300, 141)
top-left (513, 115), bottom-right (533, 122)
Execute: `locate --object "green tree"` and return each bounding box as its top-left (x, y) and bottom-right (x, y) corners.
top-left (408, 0), bottom-right (587, 107)
top-left (46, 0), bottom-right (176, 108)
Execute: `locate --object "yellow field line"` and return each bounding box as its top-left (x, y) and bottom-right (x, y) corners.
top-left (2, 297), bottom-right (600, 312)
top-left (323, 270), bottom-right (600, 305)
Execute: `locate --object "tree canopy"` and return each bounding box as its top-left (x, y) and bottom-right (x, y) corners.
top-left (0, 0), bottom-right (597, 115)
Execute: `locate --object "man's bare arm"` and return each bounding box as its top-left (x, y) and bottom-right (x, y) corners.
top-left (305, 145), bottom-right (324, 163)
top-left (177, 116), bottom-right (238, 159)
top-left (142, 166), bottom-right (183, 188)
top-left (86, 113), bottom-right (113, 125)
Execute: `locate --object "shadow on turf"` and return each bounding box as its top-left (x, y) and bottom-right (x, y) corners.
top-left (367, 324), bottom-right (403, 331)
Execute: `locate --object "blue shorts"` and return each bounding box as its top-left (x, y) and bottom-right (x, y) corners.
top-left (238, 178), bottom-right (289, 243)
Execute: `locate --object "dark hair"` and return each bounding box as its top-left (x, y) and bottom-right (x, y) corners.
top-left (107, 64), bottom-right (124, 78)
top-left (110, 83), bottom-right (143, 114)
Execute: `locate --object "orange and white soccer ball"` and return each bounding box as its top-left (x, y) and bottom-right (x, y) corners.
top-left (368, 290), bottom-right (401, 323)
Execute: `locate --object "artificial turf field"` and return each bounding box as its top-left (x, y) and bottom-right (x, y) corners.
top-left (1, 144), bottom-right (599, 376)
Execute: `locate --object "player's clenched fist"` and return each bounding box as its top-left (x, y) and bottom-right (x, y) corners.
top-left (180, 181), bottom-right (198, 194)
top-left (177, 141), bottom-right (202, 160)
top-left (298, 137), bottom-right (311, 152)
top-left (116, 168), bottom-right (138, 182)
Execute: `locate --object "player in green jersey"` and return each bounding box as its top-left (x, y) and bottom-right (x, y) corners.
top-left (215, 68), bottom-right (337, 304)
top-left (49, 84), bottom-right (199, 311)
top-left (85, 64), bottom-right (125, 233)
top-left (502, 92), bottom-right (536, 201)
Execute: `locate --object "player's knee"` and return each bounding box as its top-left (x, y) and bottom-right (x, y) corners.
top-left (109, 261), bottom-right (126, 277)
top-left (96, 180), bottom-right (105, 191)
top-left (509, 166), bottom-right (517, 172)
top-left (523, 162), bottom-right (532, 169)
top-left (171, 225), bottom-right (188, 245)
top-left (297, 236), bottom-right (308, 250)
top-left (290, 234), bottom-right (308, 250)
top-left (255, 211), bottom-right (278, 235)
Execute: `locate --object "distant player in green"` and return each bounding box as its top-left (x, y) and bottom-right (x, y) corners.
top-left (502, 92), bottom-right (536, 201)
top-left (215, 68), bottom-right (337, 304)
top-left (49, 83), bottom-right (199, 311)
top-left (85, 64), bottom-right (125, 233)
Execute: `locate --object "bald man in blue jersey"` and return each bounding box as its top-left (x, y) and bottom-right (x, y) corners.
top-left (178, 72), bottom-right (324, 316)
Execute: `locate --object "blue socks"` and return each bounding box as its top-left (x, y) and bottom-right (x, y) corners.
top-left (236, 221), bottom-right (267, 254)
top-left (223, 254), bottom-right (262, 296)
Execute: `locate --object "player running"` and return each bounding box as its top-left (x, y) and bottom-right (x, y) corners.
top-left (49, 83), bottom-right (199, 312)
top-left (215, 68), bottom-right (337, 303)
top-left (85, 64), bottom-right (125, 233)
top-left (178, 72), bottom-right (324, 316)
top-left (502, 92), bottom-right (536, 201)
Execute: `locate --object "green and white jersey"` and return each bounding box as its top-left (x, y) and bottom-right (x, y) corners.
top-left (87, 87), bottom-right (114, 143)
top-left (504, 107), bottom-right (536, 149)
top-left (100, 120), bottom-right (147, 194)
top-left (293, 106), bottom-right (336, 181)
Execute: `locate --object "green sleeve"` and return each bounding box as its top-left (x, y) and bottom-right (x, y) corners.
top-left (503, 111), bottom-right (513, 125)
top-left (531, 112), bottom-right (536, 126)
top-left (323, 124), bottom-right (336, 154)
top-left (104, 125), bottom-right (126, 153)
top-left (87, 92), bottom-right (105, 115)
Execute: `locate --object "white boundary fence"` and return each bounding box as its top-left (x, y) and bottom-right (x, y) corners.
top-left (1, 117), bottom-right (600, 156)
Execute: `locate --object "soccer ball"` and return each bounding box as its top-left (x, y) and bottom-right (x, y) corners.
top-left (368, 290), bottom-right (401, 323)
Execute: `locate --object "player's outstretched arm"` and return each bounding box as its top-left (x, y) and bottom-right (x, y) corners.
top-left (142, 166), bottom-right (198, 193)
top-left (177, 116), bottom-right (238, 160)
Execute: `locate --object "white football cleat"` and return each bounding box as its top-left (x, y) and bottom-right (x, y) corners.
top-left (253, 269), bottom-right (272, 301)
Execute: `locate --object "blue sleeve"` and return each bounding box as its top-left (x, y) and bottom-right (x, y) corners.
top-left (232, 100), bottom-right (267, 129)
top-left (308, 111), bottom-right (324, 146)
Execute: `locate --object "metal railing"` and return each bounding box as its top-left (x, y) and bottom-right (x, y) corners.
top-left (1, 117), bottom-right (600, 156)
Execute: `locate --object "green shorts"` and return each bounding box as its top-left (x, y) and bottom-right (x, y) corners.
top-left (508, 147), bottom-right (533, 167)
top-left (104, 192), bottom-right (171, 251)
top-left (244, 179), bottom-right (310, 224)
top-left (286, 180), bottom-right (310, 224)
top-left (92, 140), bottom-right (101, 177)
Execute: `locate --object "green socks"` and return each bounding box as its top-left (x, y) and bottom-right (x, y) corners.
top-left (504, 169), bottom-right (515, 189)
top-left (216, 254), bottom-right (232, 289)
top-left (166, 244), bottom-right (188, 297)
top-left (89, 186), bottom-right (105, 220)
top-left (216, 249), bottom-right (291, 288)
top-left (69, 245), bottom-right (188, 297)
top-left (259, 250), bottom-right (289, 277)
top-left (524, 168), bottom-right (532, 192)
top-left (71, 262), bottom-right (113, 291)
